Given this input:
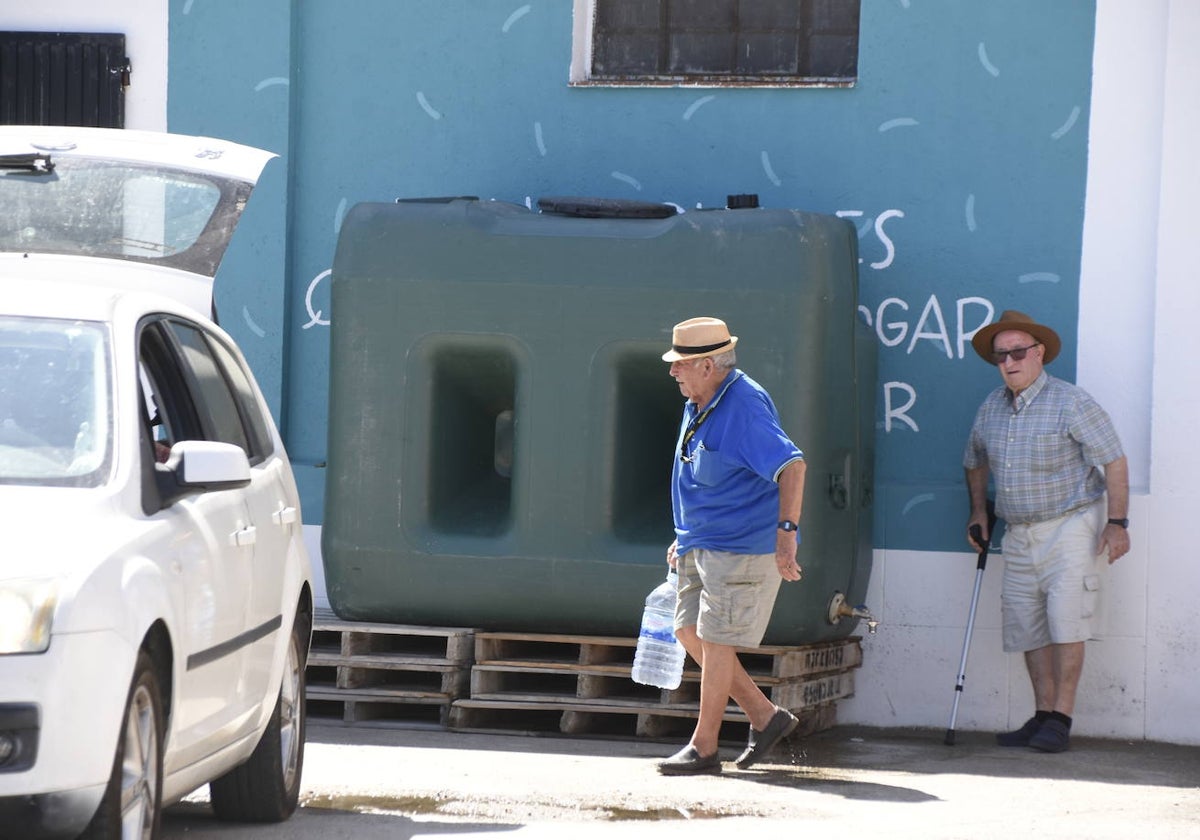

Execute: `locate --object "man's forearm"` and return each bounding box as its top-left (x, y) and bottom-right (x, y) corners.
top-left (777, 459), bottom-right (806, 524)
top-left (965, 465), bottom-right (990, 517)
top-left (1104, 456), bottom-right (1129, 518)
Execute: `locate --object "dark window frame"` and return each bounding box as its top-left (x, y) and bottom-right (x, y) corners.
top-left (577, 0), bottom-right (860, 88)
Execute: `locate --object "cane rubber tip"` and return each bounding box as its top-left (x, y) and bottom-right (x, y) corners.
top-left (944, 730), bottom-right (956, 746)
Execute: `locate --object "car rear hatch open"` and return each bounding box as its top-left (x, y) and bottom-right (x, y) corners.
top-left (0, 126), bottom-right (275, 316)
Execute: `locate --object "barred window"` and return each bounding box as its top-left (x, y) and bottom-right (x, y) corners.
top-left (572, 0), bottom-right (860, 87)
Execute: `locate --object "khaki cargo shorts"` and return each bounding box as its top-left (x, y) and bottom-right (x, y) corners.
top-left (675, 548), bottom-right (782, 648)
top-left (1000, 503), bottom-right (1106, 652)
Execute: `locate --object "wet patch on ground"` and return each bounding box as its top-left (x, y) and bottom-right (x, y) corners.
top-left (301, 792), bottom-right (766, 822)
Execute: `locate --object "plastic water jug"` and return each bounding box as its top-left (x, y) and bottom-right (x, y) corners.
top-left (631, 571), bottom-right (686, 689)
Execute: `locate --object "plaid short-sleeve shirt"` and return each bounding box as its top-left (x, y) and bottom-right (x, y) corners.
top-left (963, 372), bottom-right (1124, 524)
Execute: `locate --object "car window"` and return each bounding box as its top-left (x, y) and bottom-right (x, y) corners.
top-left (138, 317), bottom-right (271, 466)
top-left (204, 335), bottom-right (274, 460)
top-left (0, 316), bottom-right (112, 487)
top-left (170, 323), bottom-right (250, 454)
top-left (139, 321), bottom-right (200, 454)
top-left (139, 366), bottom-right (176, 464)
top-left (0, 156), bottom-right (247, 278)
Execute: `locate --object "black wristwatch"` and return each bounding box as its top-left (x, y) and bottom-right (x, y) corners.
top-left (1107, 518), bottom-right (1129, 529)
top-left (778, 520), bottom-right (798, 532)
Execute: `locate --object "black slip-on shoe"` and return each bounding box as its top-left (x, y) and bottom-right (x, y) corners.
top-left (1028, 719), bottom-right (1071, 753)
top-left (735, 708), bottom-right (799, 769)
top-left (996, 716), bottom-right (1043, 747)
top-left (657, 745), bottom-right (723, 776)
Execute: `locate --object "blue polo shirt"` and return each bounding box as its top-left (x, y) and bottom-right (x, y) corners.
top-left (671, 370), bottom-right (804, 555)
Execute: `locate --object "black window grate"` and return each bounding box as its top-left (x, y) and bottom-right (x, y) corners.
top-left (0, 32), bottom-right (128, 128)
top-left (590, 0), bottom-right (859, 86)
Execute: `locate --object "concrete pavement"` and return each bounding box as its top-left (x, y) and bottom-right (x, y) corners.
top-left (163, 722), bottom-right (1200, 839)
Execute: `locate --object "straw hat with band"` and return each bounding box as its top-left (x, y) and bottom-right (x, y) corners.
top-left (971, 310), bottom-right (1061, 364)
top-left (662, 317), bottom-right (739, 362)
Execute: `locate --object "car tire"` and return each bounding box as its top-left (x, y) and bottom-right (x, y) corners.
top-left (80, 650), bottom-right (164, 840)
top-left (209, 610), bottom-right (309, 822)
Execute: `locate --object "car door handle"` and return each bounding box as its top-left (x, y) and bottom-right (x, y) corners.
top-left (272, 505), bottom-right (298, 526)
top-left (231, 525), bottom-right (257, 546)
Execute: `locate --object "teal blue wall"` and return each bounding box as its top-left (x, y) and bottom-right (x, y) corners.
top-left (169, 1), bottom-right (1096, 552)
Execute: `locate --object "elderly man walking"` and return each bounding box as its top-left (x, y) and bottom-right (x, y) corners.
top-left (964, 310), bottom-right (1129, 753)
top-left (656, 316), bottom-right (807, 775)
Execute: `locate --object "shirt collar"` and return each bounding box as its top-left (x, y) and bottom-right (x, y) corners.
top-left (688, 368), bottom-right (741, 413)
top-left (1006, 370), bottom-right (1049, 411)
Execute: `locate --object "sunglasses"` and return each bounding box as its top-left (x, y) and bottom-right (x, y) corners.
top-left (990, 343), bottom-right (1040, 365)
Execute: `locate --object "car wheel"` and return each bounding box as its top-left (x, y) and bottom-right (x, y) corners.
top-left (209, 611), bottom-right (309, 822)
top-left (80, 650), bottom-right (164, 840)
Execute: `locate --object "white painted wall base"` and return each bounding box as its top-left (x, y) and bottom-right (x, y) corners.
top-left (303, 524), bottom-right (331, 613)
top-left (842, 491), bottom-right (1157, 741)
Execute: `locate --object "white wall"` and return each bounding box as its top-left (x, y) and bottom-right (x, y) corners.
top-left (1, 0), bottom-right (166, 131)
top-left (842, 0), bottom-right (1199, 746)
top-left (1077, 2), bottom-right (1164, 495)
top-left (1142, 0), bottom-right (1200, 746)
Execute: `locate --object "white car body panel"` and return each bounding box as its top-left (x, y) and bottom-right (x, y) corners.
top-left (0, 254), bottom-right (215, 320)
top-left (0, 125), bottom-right (274, 187)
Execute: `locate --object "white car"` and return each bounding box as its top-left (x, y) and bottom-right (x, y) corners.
top-left (0, 127), bottom-right (314, 839)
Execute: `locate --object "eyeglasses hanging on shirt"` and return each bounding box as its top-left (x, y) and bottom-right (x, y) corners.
top-left (679, 371), bottom-right (741, 462)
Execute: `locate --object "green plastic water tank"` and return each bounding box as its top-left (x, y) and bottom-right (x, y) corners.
top-left (322, 196), bottom-right (875, 645)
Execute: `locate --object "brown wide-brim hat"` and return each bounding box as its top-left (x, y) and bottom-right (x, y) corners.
top-left (971, 310), bottom-right (1061, 364)
top-left (662, 317), bottom-right (739, 362)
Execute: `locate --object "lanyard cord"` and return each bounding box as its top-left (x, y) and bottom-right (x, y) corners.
top-left (680, 371), bottom-right (741, 462)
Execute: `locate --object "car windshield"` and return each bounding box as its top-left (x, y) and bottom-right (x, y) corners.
top-left (0, 316), bottom-right (112, 488)
top-left (0, 155), bottom-right (242, 277)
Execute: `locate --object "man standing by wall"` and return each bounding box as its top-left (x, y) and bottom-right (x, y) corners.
top-left (658, 317), bottom-right (806, 775)
top-left (964, 310), bottom-right (1130, 753)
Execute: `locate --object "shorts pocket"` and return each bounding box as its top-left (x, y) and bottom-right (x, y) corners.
top-left (1081, 573), bottom-right (1101, 619)
top-left (725, 580), bottom-right (759, 630)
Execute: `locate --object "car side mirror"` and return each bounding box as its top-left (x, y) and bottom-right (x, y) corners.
top-left (155, 440), bottom-right (252, 507)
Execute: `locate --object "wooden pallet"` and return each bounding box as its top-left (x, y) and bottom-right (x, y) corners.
top-left (305, 613), bottom-right (474, 727)
top-left (450, 694), bottom-right (842, 741)
top-left (448, 630), bottom-right (860, 740)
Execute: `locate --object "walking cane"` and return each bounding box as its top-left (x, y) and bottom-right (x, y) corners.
top-left (944, 502), bottom-right (997, 746)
